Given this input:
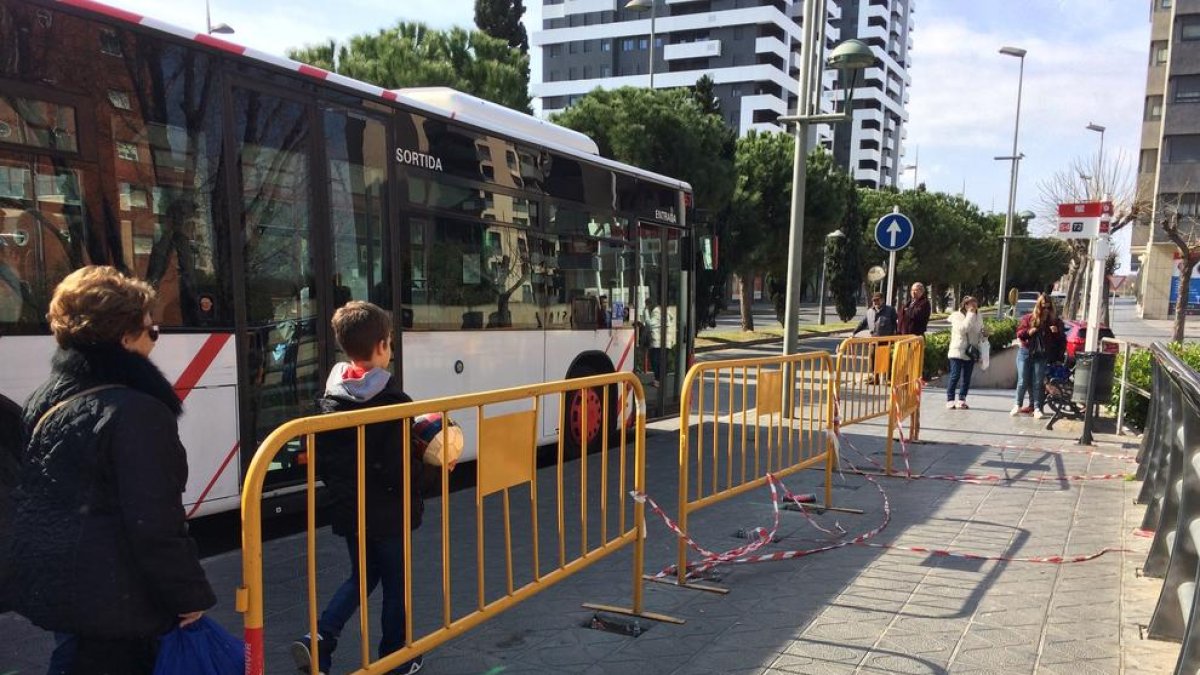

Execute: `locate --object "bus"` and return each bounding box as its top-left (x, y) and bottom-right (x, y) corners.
top-left (0, 0), bottom-right (696, 518)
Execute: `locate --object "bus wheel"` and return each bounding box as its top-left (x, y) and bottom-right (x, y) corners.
top-left (566, 366), bottom-right (613, 452)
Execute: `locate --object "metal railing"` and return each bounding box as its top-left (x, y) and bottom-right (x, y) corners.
top-left (1102, 337), bottom-right (1152, 435)
top-left (237, 372), bottom-right (676, 675)
top-left (1134, 343), bottom-right (1200, 674)
top-left (668, 352), bottom-right (837, 589)
top-left (834, 335), bottom-right (925, 474)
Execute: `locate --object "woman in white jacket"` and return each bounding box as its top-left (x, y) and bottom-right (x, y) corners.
top-left (946, 296), bottom-right (987, 409)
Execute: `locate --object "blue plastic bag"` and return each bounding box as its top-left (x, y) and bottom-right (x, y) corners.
top-left (153, 616), bottom-right (244, 675)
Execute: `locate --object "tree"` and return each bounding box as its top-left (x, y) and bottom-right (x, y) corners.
top-left (828, 191), bottom-right (865, 321)
top-left (1160, 211), bottom-right (1200, 343)
top-left (857, 188), bottom-right (1002, 311)
top-left (288, 22), bottom-right (531, 113)
top-left (691, 74), bottom-right (721, 116)
top-left (763, 147), bottom-right (857, 324)
top-left (1036, 151), bottom-right (1146, 323)
top-left (726, 131), bottom-right (793, 330)
top-left (552, 87), bottom-right (736, 334)
top-left (474, 0), bottom-right (528, 53)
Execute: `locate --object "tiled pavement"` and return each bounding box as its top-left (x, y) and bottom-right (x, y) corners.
top-left (1, 388), bottom-right (1181, 674)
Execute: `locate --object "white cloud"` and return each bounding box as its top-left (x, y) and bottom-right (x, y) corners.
top-left (904, 6), bottom-right (1149, 212)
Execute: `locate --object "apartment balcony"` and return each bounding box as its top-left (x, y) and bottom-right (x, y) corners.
top-left (543, 0), bottom-right (616, 19)
top-left (664, 39), bottom-right (722, 60)
top-left (755, 35), bottom-right (789, 61)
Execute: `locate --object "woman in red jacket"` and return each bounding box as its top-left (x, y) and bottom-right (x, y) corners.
top-left (1013, 294), bottom-right (1067, 419)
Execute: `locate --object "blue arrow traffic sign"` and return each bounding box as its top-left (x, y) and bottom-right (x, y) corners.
top-left (875, 212), bottom-right (914, 252)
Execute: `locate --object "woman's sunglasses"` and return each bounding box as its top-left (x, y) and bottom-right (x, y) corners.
top-left (146, 325), bottom-right (160, 342)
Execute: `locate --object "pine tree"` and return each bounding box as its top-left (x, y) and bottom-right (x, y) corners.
top-left (474, 0), bottom-right (529, 53)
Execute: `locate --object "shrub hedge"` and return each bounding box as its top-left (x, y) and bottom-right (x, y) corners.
top-left (1113, 342), bottom-right (1200, 431)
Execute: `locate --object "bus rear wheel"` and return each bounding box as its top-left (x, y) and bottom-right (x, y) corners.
top-left (566, 365), bottom-right (616, 452)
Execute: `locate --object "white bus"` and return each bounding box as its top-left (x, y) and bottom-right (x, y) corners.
top-left (0, 0), bottom-right (696, 518)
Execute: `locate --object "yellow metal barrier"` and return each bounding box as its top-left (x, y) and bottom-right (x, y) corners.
top-left (885, 336), bottom-right (924, 474)
top-left (833, 335), bottom-right (915, 426)
top-left (666, 352), bottom-right (838, 590)
top-left (238, 373), bottom-right (677, 675)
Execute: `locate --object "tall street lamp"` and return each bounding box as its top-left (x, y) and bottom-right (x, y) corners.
top-left (624, 0), bottom-right (657, 89)
top-left (206, 0), bottom-right (234, 35)
top-left (995, 45), bottom-right (1026, 319)
top-left (1086, 122), bottom-right (1106, 195)
top-left (901, 145), bottom-right (918, 189)
top-left (777, 2), bottom-right (873, 357)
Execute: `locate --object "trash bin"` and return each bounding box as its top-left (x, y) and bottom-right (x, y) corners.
top-left (1072, 351), bottom-right (1115, 404)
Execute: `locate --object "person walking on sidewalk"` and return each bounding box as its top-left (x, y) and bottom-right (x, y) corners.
top-left (1012, 294), bottom-right (1066, 419)
top-left (291, 301), bottom-right (426, 675)
top-left (6, 266), bottom-right (215, 675)
top-left (899, 282), bottom-right (931, 336)
top-left (946, 296), bottom-right (987, 409)
top-left (854, 292), bottom-right (898, 337)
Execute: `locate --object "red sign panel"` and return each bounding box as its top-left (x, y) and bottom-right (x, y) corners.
top-left (1057, 201), bottom-right (1114, 218)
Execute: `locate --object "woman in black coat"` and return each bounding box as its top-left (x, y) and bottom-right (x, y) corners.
top-left (5, 266), bottom-right (215, 675)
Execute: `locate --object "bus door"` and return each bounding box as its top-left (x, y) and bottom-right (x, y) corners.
top-left (228, 84), bottom-right (325, 484)
top-left (637, 223), bottom-right (684, 416)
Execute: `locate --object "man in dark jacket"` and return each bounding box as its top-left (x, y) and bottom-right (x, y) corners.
top-left (292, 301), bottom-right (425, 675)
top-left (6, 266), bottom-right (214, 674)
top-left (855, 292), bottom-right (898, 337)
top-left (899, 282), bottom-right (932, 336)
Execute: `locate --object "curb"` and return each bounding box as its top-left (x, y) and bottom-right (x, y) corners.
top-left (695, 329), bottom-right (855, 353)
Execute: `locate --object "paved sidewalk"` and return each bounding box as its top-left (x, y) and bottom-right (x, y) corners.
top-left (0, 389), bottom-right (1181, 674)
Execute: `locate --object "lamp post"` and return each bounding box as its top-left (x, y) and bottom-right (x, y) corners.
top-left (901, 145), bottom-right (918, 189)
top-left (776, 0), bottom-right (872, 358)
top-left (995, 45), bottom-right (1026, 319)
top-left (817, 229), bottom-right (845, 325)
top-left (624, 0), bottom-right (657, 89)
top-left (1086, 122), bottom-right (1106, 196)
top-left (206, 0), bottom-right (234, 35)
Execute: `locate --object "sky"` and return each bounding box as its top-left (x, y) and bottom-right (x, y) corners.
top-left (105, 0), bottom-right (1147, 265)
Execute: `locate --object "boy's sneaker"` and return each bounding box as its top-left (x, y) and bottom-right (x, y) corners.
top-left (291, 633), bottom-right (336, 675)
top-left (1033, 409), bottom-right (1045, 420)
top-left (1019, 406), bottom-right (1034, 414)
top-left (946, 401), bottom-right (957, 410)
top-left (391, 656), bottom-right (424, 675)
top-left (957, 401), bottom-right (970, 410)
top-left (1010, 405), bottom-right (1022, 416)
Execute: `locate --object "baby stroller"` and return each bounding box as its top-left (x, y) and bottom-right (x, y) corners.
top-left (1043, 361), bottom-right (1081, 429)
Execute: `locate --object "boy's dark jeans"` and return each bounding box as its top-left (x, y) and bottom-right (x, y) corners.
top-left (319, 534), bottom-right (408, 660)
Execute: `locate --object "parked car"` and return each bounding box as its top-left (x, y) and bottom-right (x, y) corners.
top-left (1017, 291), bottom-right (1041, 302)
top-left (1064, 320), bottom-right (1118, 361)
top-left (1007, 298), bottom-right (1038, 319)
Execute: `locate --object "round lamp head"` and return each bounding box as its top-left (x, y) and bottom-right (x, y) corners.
top-left (827, 39), bottom-right (874, 71)
top-left (209, 22), bottom-right (234, 35)
top-left (1019, 210), bottom-right (1037, 222)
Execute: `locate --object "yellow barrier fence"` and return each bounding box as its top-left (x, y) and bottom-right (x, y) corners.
top-left (237, 373), bottom-right (678, 675)
top-left (833, 335), bottom-right (915, 426)
top-left (664, 351), bottom-right (838, 590)
top-left (885, 336), bottom-right (924, 474)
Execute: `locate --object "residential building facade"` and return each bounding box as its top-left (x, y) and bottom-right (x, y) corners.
top-left (1136, 0), bottom-right (1200, 318)
top-left (528, 0), bottom-right (914, 189)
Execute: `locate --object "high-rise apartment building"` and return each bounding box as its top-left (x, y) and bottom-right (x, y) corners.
top-left (1136, 0), bottom-right (1200, 318)
top-left (528, 0), bottom-right (913, 189)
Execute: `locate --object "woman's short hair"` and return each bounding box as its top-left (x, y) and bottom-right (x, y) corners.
top-left (48, 266), bottom-right (155, 348)
top-left (871, 292), bottom-right (884, 302)
top-left (959, 296), bottom-right (978, 312)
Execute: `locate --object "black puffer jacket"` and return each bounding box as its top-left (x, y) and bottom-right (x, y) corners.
top-left (316, 365), bottom-right (424, 538)
top-left (5, 344), bottom-right (216, 638)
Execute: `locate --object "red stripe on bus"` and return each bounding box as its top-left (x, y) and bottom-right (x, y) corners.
top-left (174, 333), bottom-right (231, 401)
top-left (616, 332), bottom-right (635, 372)
top-left (194, 33), bottom-right (248, 54)
top-left (186, 441), bottom-right (240, 519)
top-left (59, 0), bottom-right (144, 24)
top-left (297, 64), bottom-right (331, 80)
top-left (381, 90), bottom-right (399, 101)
